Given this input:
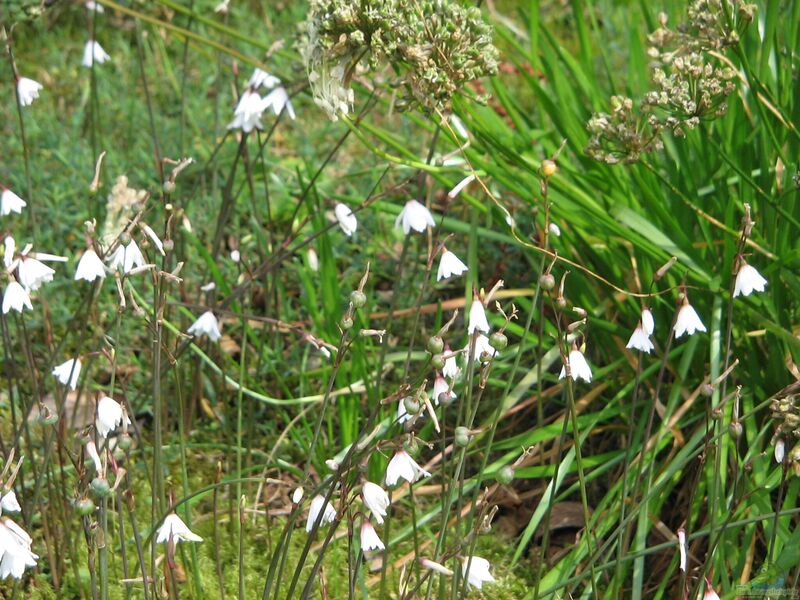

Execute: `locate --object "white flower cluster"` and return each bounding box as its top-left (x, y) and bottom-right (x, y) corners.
top-left (228, 69), bottom-right (295, 133)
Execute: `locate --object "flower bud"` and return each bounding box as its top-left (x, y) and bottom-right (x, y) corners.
top-left (541, 160), bottom-right (557, 178)
top-left (163, 180), bottom-right (176, 194)
top-left (539, 273), bottom-right (555, 291)
top-left (496, 465), bottom-right (514, 485)
top-left (350, 290), bottom-right (367, 308)
top-left (340, 316), bottom-right (354, 330)
top-left (728, 422), bottom-right (743, 439)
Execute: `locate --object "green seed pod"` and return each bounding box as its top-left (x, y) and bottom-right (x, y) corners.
top-left (163, 180), bottom-right (177, 194)
top-left (350, 290), bottom-right (367, 308)
top-left (489, 332), bottom-right (508, 351)
top-left (728, 422), bottom-right (743, 439)
top-left (431, 353), bottom-right (446, 369)
top-left (75, 497), bottom-right (96, 516)
top-left (539, 273), bottom-right (555, 291)
top-left (340, 316), bottom-right (354, 330)
top-left (403, 396), bottom-right (421, 415)
top-left (454, 426), bottom-right (470, 447)
top-left (427, 335), bottom-right (444, 355)
top-left (91, 478), bottom-right (111, 498)
top-left (496, 465), bottom-right (514, 485)
top-left (116, 433), bottom-right (133, 451)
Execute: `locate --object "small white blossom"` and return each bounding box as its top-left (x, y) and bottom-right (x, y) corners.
top-left (461, 556), bottom-right (495, 590)
top-left (305, 495), bottom-right (336, 532)
top-left (334, 203), bottom-right (357, 236)
top-left (360, 521), bottom-right (384, 551)
top-left (0, 189), bottom-right (26, 216)
top-left (548, 222), bottom-right (561, 237)
top-left (52, 358), bottom-right (81, 390)
top-left (431, 375), bottom-right (455, 405)
top-left (3, 237), bottom-right (14, 268)
top-left (82, 40), bottom-right (110, 67)
top-left (17, 257), bottom-right (55, 291)
top-left (74, 249), bottom-right (106, 282)
top-left (395, 200), bottom-right (435, 235)
top-left (230, 249), bottom-right (240, 263)
top-left (420, 558), bottom-right (454, 576)
top-left (96, 396), bottom-right (130, 438)
top-left (442, 353), bottom-right (460, 379)
top-left (307, 248), bottom-right (319, 272)
top-left (559, 348), bottom-right (593, 383)
top-left (291, 487), bottom-right (304, 504)
top-left (733, 263), bottom-right (767, 298)
top-left (0, 518), bottom-right (38, 579)
top-left (626, 324), bottom-right (654, 354)
top-left (673, 301), bottom-right (706, 338)
top-left (385, 450), bottom-right (430, 486)
top-left (677, 528), bottom-right (687, 572)
top-left (227, 89), bottom-right (266, 133)
top-left (0, 491), bottom-right (20, 514)
top-left (775, 439), bottom-right (785, 463)
top-left (464, 333), bottom-right (497, 363)
top-left (141, 224), bottom-right (165, 256)
top-left (262, 86), bottom-right (295, 120)
top-left (85, 441), bottom-right (102, 472)
top-left (362, 482), bottom-right (390, 524)
top-left (248, 68), bottom-right (280, 90)
top-left (2, 282), bottom-right (32, 315)
top-left (16, 78), bottom-right (43, 107)
top-left (187, 311), bottom-right (221, 342)
top-left (85, 0), bottom-right (104, 12)
top-left (156, 513), bottom-right (203, 544)
top-left (437, 250), bottom-right (468, 281)
top-left (467, 298), bottom-right (489, 334)
top-left (108, 241), bottom-right (145, 274)
top-left (641, 308), bottom-right (655, 336)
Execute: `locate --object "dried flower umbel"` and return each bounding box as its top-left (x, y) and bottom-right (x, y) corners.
top-left (770, 385), bottom-right (800, 475)
top-left (298, 0), bottom-right (498, 120)
top-left (587, 1), bottom-right (755, 164)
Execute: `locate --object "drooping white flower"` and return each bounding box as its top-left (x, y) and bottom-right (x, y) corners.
top-left (559, 348), bottom-right (593, 383)
top-left (230, 249), bottom-right (240, 263)
top-left (3, 237), bottom-right (14, 269)
top-left (548, 222), bottom-right (561, 237)
top-left (431, 375), bottom-right (455, 405)
top-left (16, 78), bottom-right (42, 107)
top-left (2, 282), bottom-right (32, 315)
top-left (291, 487), bottom-right (304, 504)
top-left (447, 174), bottom-right (475, 199)
top-left (227, 89), bottom-right (266, 133)
top-left (96, 396), bottom-right (130, 438)
top-left (0, 189), bottom-right (26, 216)
top-left (82, 40), bottom-right (110, 67)
top-left (85, 441), bottom-right (102, 472)
top-left (248, 68), bottom-right (280, 90)
top-left (52, 358), bottom-right (81, 390)
top-left (442, 353), bottom-right (460, 379)
top-left (0, 517), bottom-right (38, 579)
top-left (395, 200), bottom-right (435, 235)
top-left (673, 301), bottom-right (706, 338)
top-left (307, 248), bottom-right (319, 272)
top-left (437, 250), bottom-right (468, 281)
top-left (361, 482), bottom-right (390, 524)
top-left (74, 249), bottom-right (106, 282)
top-left (187, 311), bottom-right (221, 342)
top-left (262, 86), bottom-right (295, 120)
top-left (108, 241), bottom-right (146, 274)
top-left (0, 491), bottom-right (20, 514)
top-left (85, 0), bottom-right (104, 12)
top-left (775, 439), bottom-right (785, 463)
top-left (733, 263), bottom-right (767, 298)
top-left (703, 580), bottom-right (720, 600)
top-left (464, 333), bottom-right (497, 364)
top-left (467, 298), bottom-right (489, 334)
top-left (141, 224), bottom-right (165, 256)
top-left (385, 450), bottom-right (430, 486)
top-left (641, 308), bottom-right (655, 336)
top-left (420, 558), bottom-right (454, 577)
top-left (677, 527), bottom-right (687, 572)
top-left (156, 513), bottom-right (203, 544)
top-left (334, 203), bottom-right (357, 236)
top-left (626, 324), bottom-right (654, 354)
top-left (461, 556), bottom-right (495, 590)
top-left (305, 495), bottom-right (336, 532)
top-left (16, 256), bottom-right (55, 291)
top-left (360, 521), bottom-right (384, 551)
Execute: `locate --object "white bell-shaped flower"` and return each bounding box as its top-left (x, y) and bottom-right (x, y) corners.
top-left (641, 308), bottom-right (655, 335)
top-left (74, 249), bottom-right (106, 282)
top-left (395, 200), bottom-right (435, 235)
top-left (248, 68), bottom-right (280, 90)
top-left (0, 517), bottom-right (38, 579)
top-left (334, 203), bottom-right (357, 236)
top-left (673, 301), bottom-right (706, 338)
top-left (96, 396), bottom-right (130, 438)
top-left (2, 282), bottom-right (32, 315)
top-left (464, 334), bottom-right (497, 364)
top-left (262, 86), bottom-right (295, 120)
top-left (17, 256), bottom-right (55, 291)
top-left (227, 89), bottom-right (266, 133)
top-left (461, 556), bottom-right (495, 590)
top-left (52, 358), bottom-right (81, 390)
top-left (82, 40), bottom-right (110, 67)
top-left (559, 348), bottom-right (593, 383)
top-left (626, 324), bottom-right (654, 354)
top-left (385, 450), bottom-right (430, 486)
top-left (0, 189), bottom-right (26, 216)
top-left (16, 78), bottom-right (43, 107)
top-left (733, 263), bottom-right (767, 298)
top-left (0, 491), bottom-right (20, 514)
top-left (156, 513), bottom-right (203, 544)
top-left (442, 353), bottom-right (460, 379)
top-left (431, 375), bottom-right (456, 405)
top-left (3, 237), bottom-right (15, 269)
top-left (437, 250), bottom-right (468, 281)
top-left (187, 311), bottom-right (222, 342)
top-left (467, 298), bottom-right (489, 334)
top-left (361, 482), bottom-right (390, 524)
top-left (305, 495), bottom-right (336, 532)
top-left (359, 521), bottom-right (384, 551)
